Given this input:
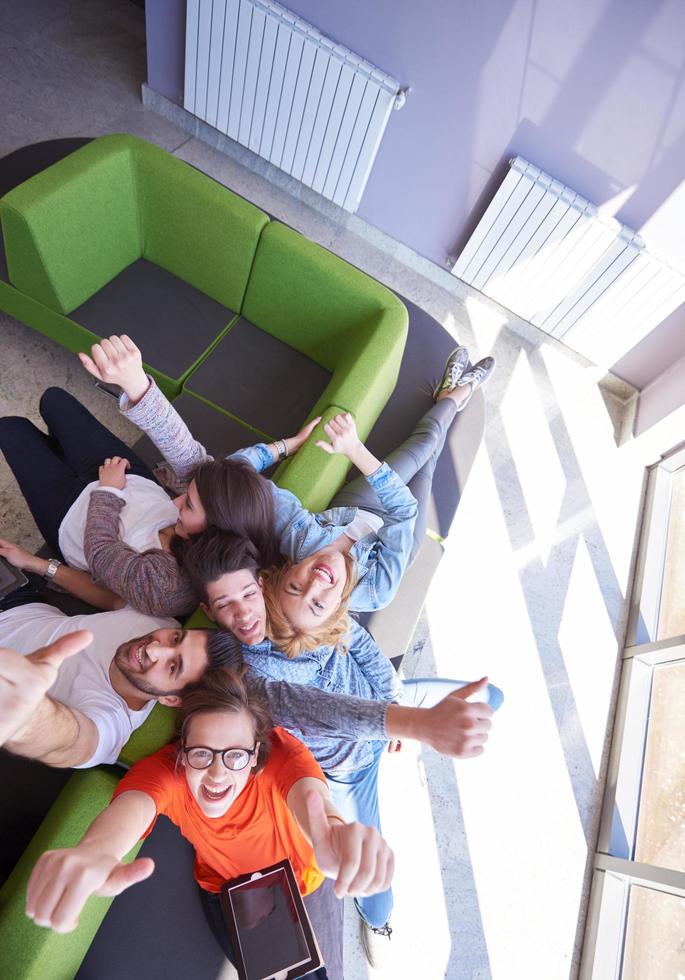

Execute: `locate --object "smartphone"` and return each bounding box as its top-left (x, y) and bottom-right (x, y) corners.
top-left (220, 860), bottom-right (322, 980)
top-left (0, 556), bottom-right (28, 599)
top-left (94, 380), bottom-right (121, 401)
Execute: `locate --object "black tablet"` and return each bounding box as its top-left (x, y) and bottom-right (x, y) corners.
top-left (0, 556), bottom-right (28, 599)
top-left (220, 859), bottom-right (322, 980)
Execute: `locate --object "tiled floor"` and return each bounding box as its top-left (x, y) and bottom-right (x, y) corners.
top-left (0, 3), bottom-right (655, 978)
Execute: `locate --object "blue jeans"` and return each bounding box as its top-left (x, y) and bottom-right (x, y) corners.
top-left (325, 677), bottom-right (504, 927)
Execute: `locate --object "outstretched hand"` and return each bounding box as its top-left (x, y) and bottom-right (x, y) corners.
top-left (315, 412), bottom-right (362, 458)
top-left (79, 335), bottom-right (149, 404)
top-left (423, 678), bottom-right (494, 758)
top-left (0, 630), bottom-right (92, 746)
top-left (305, 790), bottom-right (394, 899)
top-left (26, 843), bottom-right (154, 933)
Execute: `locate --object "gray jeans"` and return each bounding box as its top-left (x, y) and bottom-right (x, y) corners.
top-left (331, 398), bottom-right (458, 564)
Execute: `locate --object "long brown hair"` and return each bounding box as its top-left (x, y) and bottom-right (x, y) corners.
top-left (172, 458), bottom-right (279, 568)
top-left (177, 666), bottom-right (273, 774)
top-left (261, 553), bottom-right (358, 658)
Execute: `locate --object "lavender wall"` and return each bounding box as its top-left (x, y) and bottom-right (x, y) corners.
top-left (145, 0), bottom-right (685, 389)
top-left (146, 0), bottom-right (185, 104)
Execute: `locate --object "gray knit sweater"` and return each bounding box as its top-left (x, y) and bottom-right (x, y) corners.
top-left (83, 380), bottom-right (212, 617)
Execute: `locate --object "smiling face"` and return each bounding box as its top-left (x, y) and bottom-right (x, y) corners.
top-left (182, 709), bottom-right (259, 818)
top-left (202, 569), bottom-right (268, 646)
top-left (276, 548), bottom-right (348, 632)
top-left (113, 628), bottom-right (210, 704)
top-left (173, 479), bottom-right (208, 539)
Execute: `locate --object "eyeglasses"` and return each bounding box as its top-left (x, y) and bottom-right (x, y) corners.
top-left (183, 745), bottom-right (257, 771)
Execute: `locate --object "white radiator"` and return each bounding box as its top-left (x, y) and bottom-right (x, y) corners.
top-left (452, 157), bottom-right (685, 366)
top-left (184, 0), bottom-right (404, 212)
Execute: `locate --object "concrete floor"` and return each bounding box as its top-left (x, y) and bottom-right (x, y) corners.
top-left (0, 2), bottom-right (655, 978)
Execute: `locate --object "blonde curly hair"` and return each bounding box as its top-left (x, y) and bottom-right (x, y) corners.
top-left (261, 553), bottom-right (358, 659)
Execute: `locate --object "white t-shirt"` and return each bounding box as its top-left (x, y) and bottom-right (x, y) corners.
top-left (2, 603), bottom-right (178, 768)
top-left (58, 476), bottom-right (179, 571)
top-left (344, 509), bottom-right (384, 543)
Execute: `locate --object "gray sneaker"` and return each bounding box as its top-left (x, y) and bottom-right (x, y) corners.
top-left (457, 355), bottom-right (496, 390)
top-left (452, 355), bottom-right (496, 412)
top-left (433, 346), bottom-right (470, 400)
top-left (359, 918), bottom-right (393, 969)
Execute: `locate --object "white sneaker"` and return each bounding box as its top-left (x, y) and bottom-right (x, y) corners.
top-left (359, 918), bottom-right (393, 970)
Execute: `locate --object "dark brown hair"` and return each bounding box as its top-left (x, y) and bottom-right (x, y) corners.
top-left (172, 458), bottom-right (279, 568)
top-left (177, 666), bottom-right (273, 774)
top-left (184, 529), bottom-right (262, 603)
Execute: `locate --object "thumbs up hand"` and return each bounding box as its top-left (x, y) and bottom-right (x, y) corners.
top-left (304, 790), bottom-right (394, 900)
top-left (26, 843), bottom-right (155, 933)
top-left (0, 630), bottom-right (92, 746)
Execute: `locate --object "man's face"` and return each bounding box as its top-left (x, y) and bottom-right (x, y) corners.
top-left (113, 628), bottom-right (210, 703)
top-left (181, 709), bottom-right (259, 818)
top-left (202, 570), bottom-right (267, 646)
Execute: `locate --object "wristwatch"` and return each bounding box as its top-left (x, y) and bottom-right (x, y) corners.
top-left (44, 558), bottom-right (62, 580)
top-left (275, 439), bottom-right (288, 460)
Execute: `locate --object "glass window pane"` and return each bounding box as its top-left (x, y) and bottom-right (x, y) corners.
top-left (634, 661), bottom-right (685, 873)
top-left (621, 885), bottom-right (685, 980)
top-left (658, 468), bottom-right (685, 640)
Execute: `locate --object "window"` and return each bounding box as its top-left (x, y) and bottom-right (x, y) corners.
top-left (580, 446), bottom-right (685, 980)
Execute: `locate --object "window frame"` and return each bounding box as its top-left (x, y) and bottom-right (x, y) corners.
top-left (579, 447), bottom-right (685, 980)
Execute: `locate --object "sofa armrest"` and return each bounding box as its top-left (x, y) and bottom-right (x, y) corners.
top-left (0, 767), bottom-right (142, 980)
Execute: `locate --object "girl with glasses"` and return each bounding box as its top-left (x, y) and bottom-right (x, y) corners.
top-left (26, 668), bottom-right (392, 979)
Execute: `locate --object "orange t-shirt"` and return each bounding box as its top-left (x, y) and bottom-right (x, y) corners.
top-left (113, 727), bottom-right (326, 895)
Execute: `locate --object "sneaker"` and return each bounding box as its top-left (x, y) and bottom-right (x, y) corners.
top-left (452, 355), bottom-right (496, 412)
top-left (433, 346), bottom-right (470, 400)
top-left (457, 355), bottom-right (496, 390)
top-left (359, 918), bottom-right (393, 970)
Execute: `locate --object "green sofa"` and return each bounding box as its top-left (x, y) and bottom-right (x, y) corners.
top-left (0, 134), bottom-right (408, 979)
top-left (0, 134), bottom-right (407, 509)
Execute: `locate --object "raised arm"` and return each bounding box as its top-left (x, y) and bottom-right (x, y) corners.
top-left (251, 673), bottom-right (494, 759)
top-left (287, 782), bottom-right (393, 899)
top-left (26, 791), bottom-right (156, 933)
top-left (0, 539), bottom-right (125, 611)
top-left (84, 470), bottom-right (197, 618)
top-left (1, 631), bottom-right (100, 767)
top-left (316, 412), bottom-right (418, 611)
top-left (79, 335), bottom-right (212, 484)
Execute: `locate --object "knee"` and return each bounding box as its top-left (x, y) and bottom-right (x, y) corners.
top-left (0, 415), bottom-right (37, 449)
top-left (39, 387), bottom-right (71, 416)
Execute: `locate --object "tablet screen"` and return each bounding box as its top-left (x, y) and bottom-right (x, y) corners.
top-left (228, 868), bottom-right (311, 980)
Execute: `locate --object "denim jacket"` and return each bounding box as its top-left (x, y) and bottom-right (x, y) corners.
top-left (241, 618), bottom-right (404, 773)
top-left (233, 445), bottom-right (418, 612)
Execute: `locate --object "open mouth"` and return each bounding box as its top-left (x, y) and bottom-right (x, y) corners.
top-left (236, 620), bottom-right (260, 639)
top-left (312, 563), bottom-right (335, 585)
top-left (130, 640), bottom-right (147, 671)
top-left (200, 783), bottom-right (233, 804)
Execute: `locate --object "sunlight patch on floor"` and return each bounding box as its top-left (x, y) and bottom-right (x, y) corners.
top-left (426, 446), bottom-right (588, 980)
top-left (558, 536), bottom-right (621, 775)
top-left (539, 342), bottom-right (643, 602)
top-left (501, 348), bottom-right (566, 564)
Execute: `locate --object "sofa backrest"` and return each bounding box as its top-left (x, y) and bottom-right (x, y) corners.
top-left (0, 134), bottom-right (270, 316)
top-left (0, 137), bottom-right (140, 314)
top-left (241, 221), bottom-right (407, 367)
top-left (132, 138), bottom-right (269, 311)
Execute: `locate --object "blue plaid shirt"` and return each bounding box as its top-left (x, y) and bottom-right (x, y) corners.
top-left (231, 446), bottom-right (417, 612)
top-left (241, 618), bottom-right (403, 772)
